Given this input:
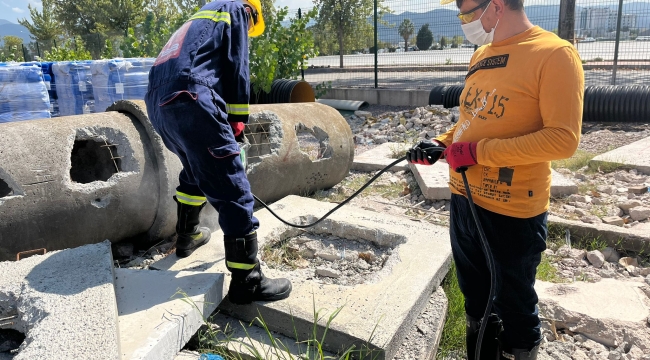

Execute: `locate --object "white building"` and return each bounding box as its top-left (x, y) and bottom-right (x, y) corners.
top-left (607, 13), bottom-right (637, 30)
top-left (580, 7), bottom-right (609, 30)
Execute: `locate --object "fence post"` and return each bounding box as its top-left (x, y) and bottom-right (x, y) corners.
top-left (21, 43), bottom-right (27, 62)
top-left (36, 42), bottom-right (40, 58)
top-left (373, 0), bottom-right (378, 88)
top-left (299, 8), bottom-right (305, 81)
top-left (611, 0), bottom-right (624, 85)
top-left (557, 0), bottom-right (576, 43)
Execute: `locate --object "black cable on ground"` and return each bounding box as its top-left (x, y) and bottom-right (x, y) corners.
top-left (253, 152), bottom-right (496, 360)
top-left (253, 156), bottom-right (408, 228)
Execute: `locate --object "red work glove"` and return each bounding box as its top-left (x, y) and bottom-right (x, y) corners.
top-left (229, 121), bottom-right (245, 137)
top-left (443, 142), bottom-right (478, 172)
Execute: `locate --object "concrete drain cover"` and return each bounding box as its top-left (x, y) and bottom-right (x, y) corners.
top-left (262, 232), bottom-right (395, 286)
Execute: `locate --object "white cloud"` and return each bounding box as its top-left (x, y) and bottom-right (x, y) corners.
top-left (1, 1), bottom-right (9, 7)
top-left (12, 6), bottom-right (23, 12)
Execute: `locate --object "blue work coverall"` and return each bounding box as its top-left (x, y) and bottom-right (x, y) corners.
top-left (144, 0), bottom-right (259, 236)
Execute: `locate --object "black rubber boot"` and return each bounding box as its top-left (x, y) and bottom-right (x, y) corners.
top-left (174, 196), bottom-right (211, 258)
top-left (466, 313), bottom-right (502, 360)
top-left (500, 345), bottom-right (539, 360)
top-left (224, 232), bottom-right (292, 305)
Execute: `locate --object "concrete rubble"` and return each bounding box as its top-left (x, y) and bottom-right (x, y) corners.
top-left (591, 135), bottom-right (650, 175)
top-left (0, 241), bottom-right (120, 360)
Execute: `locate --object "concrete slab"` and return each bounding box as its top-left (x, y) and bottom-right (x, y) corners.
top-left (548, 215), bottom-right (650, 253)
top-left (410, 163), bottom-right (578, 200)
top-left (591, 136), bottom-right (650, 175)
top-left (352, 142), bottom-right (409, 172)
top-left (393, 286), bottom-right (448, 360)
top-left (409, 161), bottom-right (452, 200)
top-left (0, 240), bottom-right (120, 360)
top-left (153, 195), bottom-right (452, 360)
top-left (536, 278), bottom-right (650, 349)
top-left (115, 269), bottom-right (223, 360)
top-left (535, 279), bottom-right (650, 323)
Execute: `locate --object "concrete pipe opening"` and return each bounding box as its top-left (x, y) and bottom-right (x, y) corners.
top-left (0, 178), bottom-right (12, 198)
top-left (70, 138), bottom-right (121, 184)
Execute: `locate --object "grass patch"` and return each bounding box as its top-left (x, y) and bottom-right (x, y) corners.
top-left (551, 149), bottom-right (595, 171)
top-left (176, 289), bottom-right (382, 360)
top-left (536, 254), bottom-right (563, 283)
top-left (587, 159), bottom-right (631, 174)
top-left (313, 173), bottom-right (406, 203)
top-left (436, 262), bottom-right (465, 359)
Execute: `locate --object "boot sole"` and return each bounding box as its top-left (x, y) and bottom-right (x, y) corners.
top-left (176, 235), bottom-right (211, 258)
top-left (228, 285), bottom-right (292, 305)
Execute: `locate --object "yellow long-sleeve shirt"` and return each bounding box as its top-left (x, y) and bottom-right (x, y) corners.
top-left (436, 26), bottom-right (584, 218)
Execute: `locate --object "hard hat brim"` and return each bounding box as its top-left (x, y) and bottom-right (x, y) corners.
top-left (249, 14), bottom-right (265, 37)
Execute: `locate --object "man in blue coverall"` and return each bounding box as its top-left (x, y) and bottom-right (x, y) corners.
top-left (144, 0), bottom-right (292, 305)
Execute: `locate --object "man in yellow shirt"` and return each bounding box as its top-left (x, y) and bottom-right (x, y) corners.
top-left (406, 0), bottom-right (584, 358)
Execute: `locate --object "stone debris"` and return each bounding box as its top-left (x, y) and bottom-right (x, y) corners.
top-left (262, 232), bottom-right (392, 286)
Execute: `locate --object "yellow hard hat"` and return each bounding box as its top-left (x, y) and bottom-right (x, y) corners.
top-left (440, 0), bottom-right (455, 4)
top-left (243, 0), bottom-right (265, 37)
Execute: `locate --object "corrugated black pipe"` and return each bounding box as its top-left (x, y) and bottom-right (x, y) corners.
top-left (250, 79), bottom-right (315, 104)
top-left (429, 85), bottom-right (650, 123)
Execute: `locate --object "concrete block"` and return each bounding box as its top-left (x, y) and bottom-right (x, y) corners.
top-left (153, 195), bottom-right (452, 360)
top-left (322, 88), bottom-right (430, 107)
top-left (351, 142), bottom-right (409, 172)
top-left (409, 161), bottom-right (452, 200)
top-left (393, 286), bottom-right (448, 360)
top-left (549, 170), bottom-right (579, 197)
top-left (116, 269), bottom-right (223, 360)
top-left (0, 240), bottom-right (120, 360)
top-left (548, 215), bottom-right (650, 253)
top-left (591, 136), bottom-right (650, 175)
top-left (602, 216), bottom-right (624, 226)
top-left (410, 163), bottom-right (578, 201)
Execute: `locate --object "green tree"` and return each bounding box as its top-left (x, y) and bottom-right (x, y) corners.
top-left (42, 37), bottom-right (92, 61)
top-left (17, 0), bottom-right (61, 50)
top-left (416, 23), bottom-right (433, 51)
top-left (451, 35), bottom-right (464, 48)
top-left (313, 0), bottom-right (388, 68)
top-left (0, 36), bottom-right (24, 62)
top-left (440, 36), bottom-right (448, 48)
top-left (249, 6), bottom-right (319, 98)
top-left (398, 18), bottom-right (414, 51)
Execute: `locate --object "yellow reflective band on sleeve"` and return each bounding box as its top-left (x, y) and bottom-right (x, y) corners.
top-left (226, 103), bottom-right (249, 115)
top-left (176, 191), bottom-right (207, 206)
top-left (188, 11), bottom-right (231, 24)
top-left (226, 261), bottom-right (256, 270)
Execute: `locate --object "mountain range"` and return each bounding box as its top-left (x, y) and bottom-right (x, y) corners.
top-left (0, 19), bottom-right (32, 43)
top-left (377, 2), bottom-right (650, 43)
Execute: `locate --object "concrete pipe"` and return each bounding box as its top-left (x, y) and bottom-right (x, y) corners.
top-left (0, 100), bottom-right (352, 260)
top-left (244, 102), bottom-right (355, 204)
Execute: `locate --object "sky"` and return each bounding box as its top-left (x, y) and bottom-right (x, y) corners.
top-left (0, 0), bottom-right (41, 24)
top-left (0, 0), bottom-right (644, 24)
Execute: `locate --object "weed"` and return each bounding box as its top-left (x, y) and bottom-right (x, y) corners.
top-left (445, 58), bottom-right (453, 65)
top-left (388, 143), bottom-right (411, 159)
top-left (587, 159), bottom-right (631, 174)
top-left (173, 289), bottom-right (382, 360)
top-left (536, 254), bottom-right (564, 283)
top-left (436, 263), bottom-right (465, 359)
top-left (551, 149), bottom-right (595, 171)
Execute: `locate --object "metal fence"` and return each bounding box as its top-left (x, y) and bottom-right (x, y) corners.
top-left (297, 0), bottom-right (650, 89)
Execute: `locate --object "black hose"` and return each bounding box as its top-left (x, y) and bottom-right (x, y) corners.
top-left (429, 84), bottom-right (650, 123)
top-left (253, 156), bottom-right (408, 228)
top-left (458, 169), bottom-right (497, 360)
top-left (253, 152), bottom-right (496, 360)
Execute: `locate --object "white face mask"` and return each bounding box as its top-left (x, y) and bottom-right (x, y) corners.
top-left (461, 3), bottom-right (499, 46)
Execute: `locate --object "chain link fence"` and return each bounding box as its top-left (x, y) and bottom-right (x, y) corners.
top-left (300, 0), bottom-right (650, 89)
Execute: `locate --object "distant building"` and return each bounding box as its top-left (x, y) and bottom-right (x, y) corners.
top-left (607, 13), bottom-right (637, 30)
